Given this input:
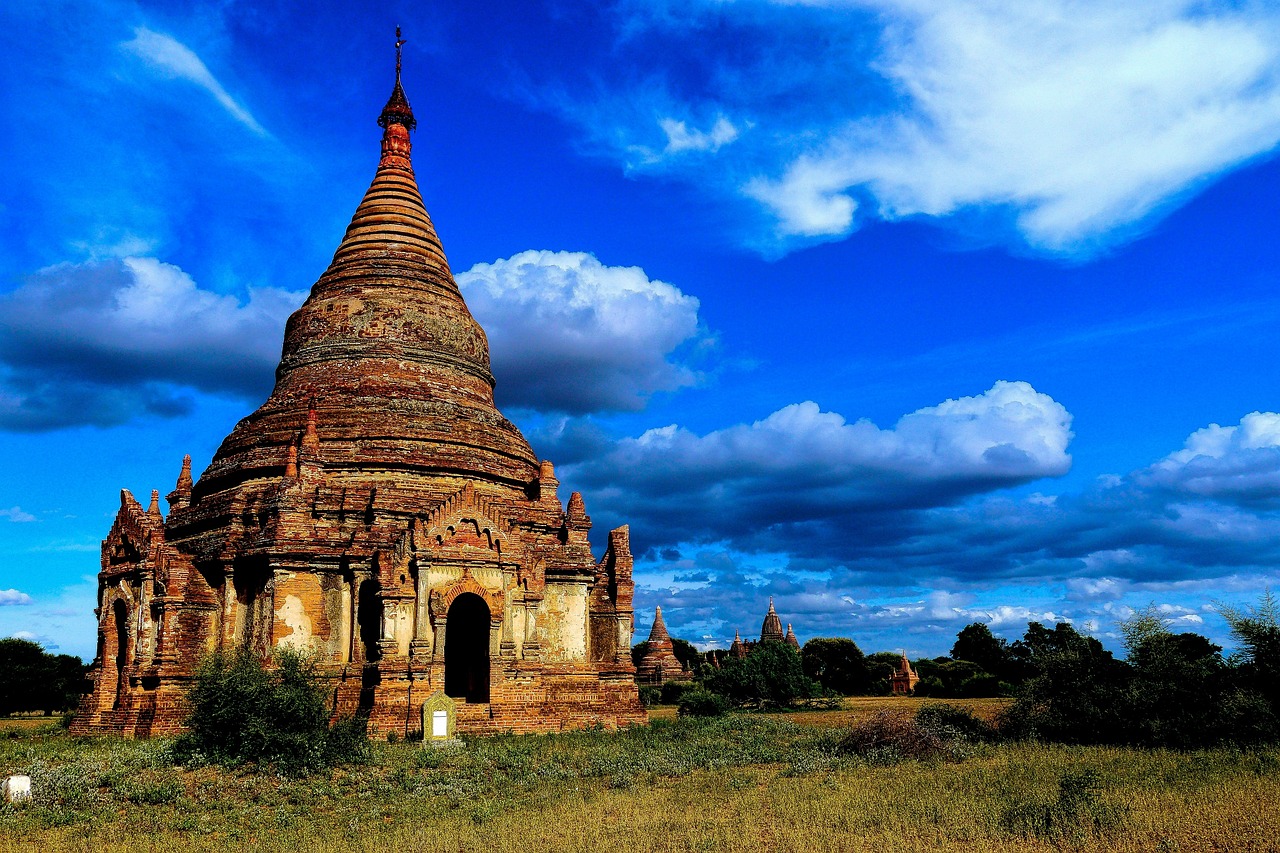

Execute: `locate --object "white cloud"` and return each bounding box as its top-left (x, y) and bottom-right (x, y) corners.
top-left (0, 590), bottom-right (33, 606)
top-left (0, 577), bottom-right (98, 660)
top-left (661, 116), bottom-right (740, 154)
top-left (0, 257), bottom-right (306, 429)
top-left (458, 251), bottom-right (708, 413)
top-left (121, 27), bottom-right (267, 136)
top-left (0, 506), bottom-right (35, 523)
top-left (561, 380), bottom-right (1072, 554)
top-left (1142, 411), bottom-right (1280, 503)
top-left (602, 379), bottom-right (1070, 492)
top-left (589, 1), bottom-right (1280, 254)
top-left (748, 1), bottom-right (1280, 251)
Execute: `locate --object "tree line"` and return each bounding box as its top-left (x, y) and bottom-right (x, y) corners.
top-left (0, 638), bottom-right (85, 716)
top-left (639, 592), bottom-right (1280, 748)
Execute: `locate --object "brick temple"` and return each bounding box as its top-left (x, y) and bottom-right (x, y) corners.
top-left (71, 36), bottom-right (645, 738)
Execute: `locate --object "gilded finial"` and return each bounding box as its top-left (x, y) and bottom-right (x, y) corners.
top-left (396, 25), bottom-right (405, 81)
top-left (378, 26), bottom-right (417, 132)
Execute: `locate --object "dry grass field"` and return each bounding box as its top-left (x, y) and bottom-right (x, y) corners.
top-left (3, 698), bottom-right (1278, 852)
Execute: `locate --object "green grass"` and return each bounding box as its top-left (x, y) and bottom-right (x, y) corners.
top-left (2, 701), bottom-right (1278, 851)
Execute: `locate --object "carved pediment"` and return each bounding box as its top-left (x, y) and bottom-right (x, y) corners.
top-left (103, 489), bottom-right (163, 570)
top-left (420, 482), bottom-right (519, 561)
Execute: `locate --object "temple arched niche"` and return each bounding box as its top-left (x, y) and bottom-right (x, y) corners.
top-left (357, 578), bottom-right (383, 662)
top-left (111, 598), bottom-right (130, 709)
top-left (444, 592), bottom-right (490, 703)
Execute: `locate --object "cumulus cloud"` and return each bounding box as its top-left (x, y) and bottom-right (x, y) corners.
top-left (562, 379), bottom-right (1071, 547)
top-left (0, 590), bottom-right (33, 606)
top-left (541, 400), bottom-right (1280, 654)
top-left (0, 507), bottom-right (36, 523)
top-left (0, 258), bottom-right (305, 430)
top-left (458, 251), bottom-right (709, 413)
top-left (121, 27), bottom-right (267, 136)
top-left (574, 1), bottom-right (1280, 254)
top-left (1139, 412), bottom-right (1280, 505)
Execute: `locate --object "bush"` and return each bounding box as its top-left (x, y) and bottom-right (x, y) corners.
top-left (638, 686), bottom-right (661, 707)
top-left (171, 648), bottom-right (369, 775)
top-left (836, 710), bottom-right (959, 763)
top-left (677, 688), bottom-right (731, 718)
top-left (916, 703), bottom-right (1001, 744)
top-left (659, 680), bottom-right (694, 705)
top-left (1002, 769), bottom-right (1125, 842)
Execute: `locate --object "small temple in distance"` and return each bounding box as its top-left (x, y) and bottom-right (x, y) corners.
top-left (71, 31), bottom-right (644, 738)
top-left (889, 652), bottom-right (920, 695)
top-left (710, 597), bottom-right (802, 666)
top-left (634, 606), bottom-right (692, 686)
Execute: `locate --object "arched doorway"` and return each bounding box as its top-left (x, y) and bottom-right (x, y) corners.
top-left (112, 599), bottom-right (129, 709)
top-left (444, 592), bottom-right (490, 703)
top-left (357, 579), bottom-right (382, 663)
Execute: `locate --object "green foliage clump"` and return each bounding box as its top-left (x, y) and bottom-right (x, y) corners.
top-left (701, 640), bottom-right (820, 709)
top-left (999, 621), bottom-right (1130, 744)
top-left (637, 685), bottom-right (661, 707)
top-left (1001, 769), bottom-right (1125, 843)
top-left (915, 703), bottom-right (1001, 744)
top-left (0, 638), bottom-right (85, 716)
top-left (677, 688), bottom-right (731, 718)
top-left (951, 622), bottom-right (1015, 681)
top-left (801, 637), bottom-right (873, 695)
top-left (659, 680), bottom-right (694, 705)
top-left (171, 648), bottom-right (368, 775)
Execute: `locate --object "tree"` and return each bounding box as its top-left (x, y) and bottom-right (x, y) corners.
top-left (865, 651), bottom-right (903, 695)
top-left (0, 638), bottom-right (85, 716)
top-left (1218, 591), bottom-right (1280, 710)
top-left (913, 658), bottom-right (1001, 698)
top-left (951, 623), bottom-right (1014, 682)
top-left (702, 641), bottom-right (819, 708)
top-left (801, 638), bottom-right (873, 695)
top-left (1001, 622), bottom-right (1131, 744)
top-left (671, 638), bottom-right (702, 672)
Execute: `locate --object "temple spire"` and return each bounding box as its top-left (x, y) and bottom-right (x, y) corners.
top-left (378, 26), bottom-right (416, 132)
top-left (396, 25), bottom-right (405, 80)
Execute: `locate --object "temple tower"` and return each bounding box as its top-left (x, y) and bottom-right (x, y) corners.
top-left (72, 31), bottom-right (644, 737)
top-left (635, 606), bottom-right (691, 686)
top-left (760, 597), bottom-right (785, 643)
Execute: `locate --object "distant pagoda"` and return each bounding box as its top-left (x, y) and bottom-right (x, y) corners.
top-left (635, 606), bottom-right (691, 686)
top-left (760, 597), bottom-right (785, 643)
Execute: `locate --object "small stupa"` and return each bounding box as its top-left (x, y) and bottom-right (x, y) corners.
top-left (635, 606), bottom-right (691, 686)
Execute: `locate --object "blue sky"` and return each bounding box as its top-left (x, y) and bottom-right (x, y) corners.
top-left (3, 0), bottom-right (1280, 661)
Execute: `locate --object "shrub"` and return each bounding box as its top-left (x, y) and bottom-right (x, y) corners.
top-left (171, 647), bottom-right (369, 775)
top-left (659, 680), bottom-right (694, 705)
top-left (1001, 769), bottom-right (1125, 842)
top-left (677, 688), bottom-right (731, 718)
top-left (915, 703), bottom-right (1001, 743)
top-left (638, 686), bottom-right (661, 707)
top-left (836, 710), bottom-right (955, 763)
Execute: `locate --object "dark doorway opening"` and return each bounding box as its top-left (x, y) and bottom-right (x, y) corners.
top-left (444, 593), bottom-right (490, 703)
top-left (357, 579), bottom-right (382, 663)
top-left (112, 599), bottom-right (129, 709)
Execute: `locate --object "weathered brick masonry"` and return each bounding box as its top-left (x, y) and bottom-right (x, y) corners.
top-left (71, 39), bottom-right (645, 738)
